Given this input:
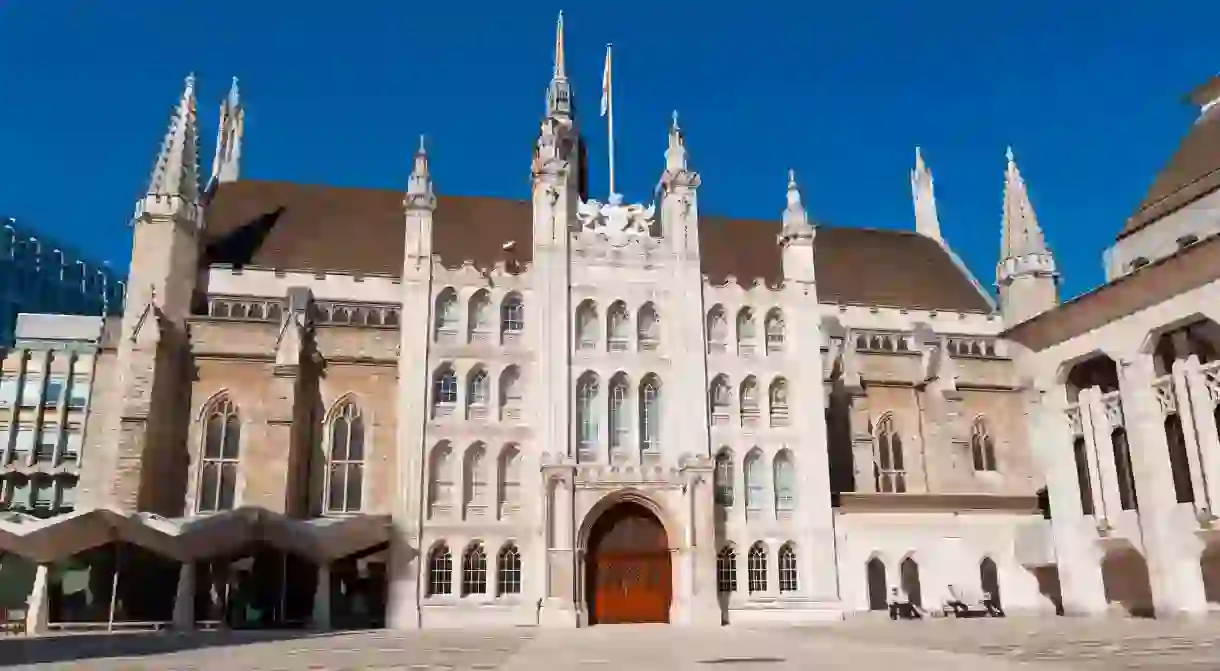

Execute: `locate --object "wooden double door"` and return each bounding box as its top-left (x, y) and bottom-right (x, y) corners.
top-left (586, 503), bottom-right (671, 624)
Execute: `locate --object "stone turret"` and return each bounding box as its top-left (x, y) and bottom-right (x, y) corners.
top-left (997, 147), bottom-right (1058, 326)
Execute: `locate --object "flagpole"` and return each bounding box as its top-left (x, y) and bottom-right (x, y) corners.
top-left (605, 43), bottom-right (615, 198)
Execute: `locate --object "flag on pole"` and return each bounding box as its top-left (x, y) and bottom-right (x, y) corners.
top-left (600, 44), bottom-right (612, 117)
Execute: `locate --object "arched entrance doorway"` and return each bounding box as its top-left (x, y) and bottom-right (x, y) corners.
top-left (585, 502), bottom-right (672, 624)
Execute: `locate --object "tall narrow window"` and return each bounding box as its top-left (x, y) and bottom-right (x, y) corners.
top-left (498, 445), bottom-right (521, 519)
top-left (1072, 436), bottom-right (1094, 515)
top-left (971, 417), bottom-right (997, 472)
top-left (773, 450), bottom-right (795, 515)
top-left (709, 375), bottom-right (731, 427)
top-left (717, 545), bottom-right (737, 593)
top-left (744, 450), bottom-right (764, 513)
top-left (777, 543), bottom-right (798, 593)
top-left (608, 301), bottom-right (630, 352)
top-left (429, 544), bottom-right (453, 596)
top-left (497, 543), bottom-right (522, 595)
top-left (1165, 414), bottom-right (1195, 504)
top-left (740, 376), bottom-right (759, 427)
top-left (575, 300), bottom-right (599, 350)
top-left (577, 373), bottom-right (599, 459)
top-left (463, 443), bottom-right (488, 519)
top-left (639, 375), bottom-right (661, 454)
top-left (609, 374), bottom-right (629, 453)
top-left (466, 368), bottom-right (490, 420)
top-left (714, 449), bottom-right (734, 506)
top-left (462, 543), bottom-right (488, 596)
top-left (875, 415), bottom-right (906, 493)
top-left (747, 543), bottom-right (768, 594)
top-left (325, 400), bottom-right (365, 514)
top-left (765, 309), bottom-right (785, 355)
top-left (499, 366), bottom-right (522, 421)
top-left (198, 396), bottom-right (240, 513)
top-left (429, 441), bottom-right (454, 517)
top-left (737, 308), bottom-right (757, 355)
top-left (637, 303), bottom-right (660, 351)
top-left (432, 366), bottom-right (458, 418)
top-left (706, 305), bottom-right (728, 353)
top-left (1111, 428), bottom-right (1138, 510)
top-left (501, 293), bottom-right (524, 343)
top-left (768, 377), bottom-right (789, 427)
top-left (468, 290), bottom-right (492, 342)
top-left (434, 288), bottom-right (459, 342)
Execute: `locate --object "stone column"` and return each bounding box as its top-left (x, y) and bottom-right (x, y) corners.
top-left (848, 393), bottom-right (876, 493)
top-left (1034, 388), bottom-right (1107, 616)
top-left (1078, 388), bottom-right (1113, 521)
top-left (1172, 358), bottom-right (1211, 510)
top-left (1183, 356), bottom-right (1220, 514)
top-left (25, 563), bottom-right (49, 635)
top-left (539, 468), bottom-right (576, 627)
top-left (312, 563), bottom-right (331, 630)
top-left (172, 562), bottom-right (195, 630)
top-left (680, 459), bottom-right (719, 625)
top-left (1118, 355), bottom-right (1207, 618)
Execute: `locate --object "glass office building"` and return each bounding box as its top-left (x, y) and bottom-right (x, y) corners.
top-left (0, 218), bottom-right (126, 345)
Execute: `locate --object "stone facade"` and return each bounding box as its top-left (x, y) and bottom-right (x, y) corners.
top-left (22, 18), bottom-right (1220, 634)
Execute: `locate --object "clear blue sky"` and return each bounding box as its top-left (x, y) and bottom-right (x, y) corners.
top-left (1, 2), bottom-right (1217, 299)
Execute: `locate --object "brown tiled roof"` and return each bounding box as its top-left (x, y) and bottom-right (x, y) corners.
top-left (1003, 232), bottom-right (1220, 352)
top-left (1119, 78), bottom-right (1220, 239)
top-left (204, 180), bottom-right (993, 312)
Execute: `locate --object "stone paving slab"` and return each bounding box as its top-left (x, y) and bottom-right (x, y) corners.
top-left (0, 617), bottom-right (1216, 670)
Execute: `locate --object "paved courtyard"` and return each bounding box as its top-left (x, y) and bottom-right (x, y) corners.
top-left (1, 616), bottom-right (1219, 670)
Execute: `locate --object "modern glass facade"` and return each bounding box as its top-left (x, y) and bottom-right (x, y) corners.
top-left (0, 217), bottom-right (125, 345)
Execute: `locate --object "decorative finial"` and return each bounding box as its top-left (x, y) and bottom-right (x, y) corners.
top-left (1006, 145), bottom-right (1015, 163)
top-left (418, 134), bottom-right (427, 154)
top-left (787, 169), bottom-right (797, 189)
top-left (671, 109), bottom-right (680, 130)
top-left (553, 11), bottom-right (566, 79)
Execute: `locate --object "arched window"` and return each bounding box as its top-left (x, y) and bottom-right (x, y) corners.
top-left (576, 372), bottom-right (599, 457)
top-left (462, 543), bottom-right (487, 596)
top-left (765, 309), bottom-right (785, 355)
top-left (1072, 436), bottom-right (1094, 515)
top-left (466, 368), bottom-right (490, 420)
top-left (709, 375), bottom-right (732, 426)
top-left (637, 302), bottom-right (660, 351)
top-left (768, 377), bottom-right (789, 427)
top-left (773, 450), bottom-right (795, 515)
top-left (468, 290), bottom-right (492, 342)
top-left (325, 400), bottom-right (364, 514)
top-left (1165, 414), bottom-right (1195, 504)
top-left (607, 301), bottom-right (630, 351)
top-left (714, 449), bottom-right (734, 506)
top-left (198, 396), bottom-right (241, 513)
top-left (900, 556), bottom-right (922, 608)
top-left (875, 415), bottom-right (906, 493)
top-left (744, 449), bottom-right (764, 513)
top-left (434, 288), bottom-right (459, 342)
top-left (706, 305), bottom-right (728, 353)
top-left (747, 543), bottom-right (768, 594)
top-left (639, 375), bottom-right (661, 454)
top-left (608, 373), bottom-right (630, 453)
top-left (1112, 428), bottom-right (1138, 511)
top-left (575, 300), bottom-right (599, 350)
top-left (432, 365), bottom-right (458, 418)
top-left (497, 543), bottom-right (522, 595)
top-left (866, 557), bottom-right (888, 611)
top-left (778, 543), bottom-right (798, 592)
top-left (500, 293), bottom-right (524, 342)
top-left (717, 545), bottom-right (737, 593)
top-left (498, 444), bottom-right (521, 519)
top-left (463, 443), bottom-right (488, 519)
top-left (740, 376), bottom-right (759, 426)
top-left (737, 308), bottom-right (757, 355)
top-left (428, 543), bottom-right (453, 596)
top-left (499, 366), bottom-right (522, 421)
top-left (428, 441), bottom-right (454, 517)
top-left (971, 417), bottom-right (997, 472)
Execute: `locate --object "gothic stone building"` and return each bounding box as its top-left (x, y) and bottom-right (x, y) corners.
top-left (4, 23), bottom-right (1220, 632)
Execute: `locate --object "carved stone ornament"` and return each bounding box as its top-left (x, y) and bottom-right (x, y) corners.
top-left (577, 194), bottom-right (656, 247)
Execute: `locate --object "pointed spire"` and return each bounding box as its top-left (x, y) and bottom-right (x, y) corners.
top-left (781, 169), bottom-right (813, 240)
top-left (137, 74), bottom-right (201, 223)
top-left (545, 11), bottom-right (573, 119)
top-left (406, 135), bottom-right (436, 211)
top-left (665, 110), bottom-right (687, 172)
top-left (911, 146), bottom-right (942, 241)
top-left (208, 76), bottom-right (244, 191)
top-left (1000, 146), bottom-right (1048, 259)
